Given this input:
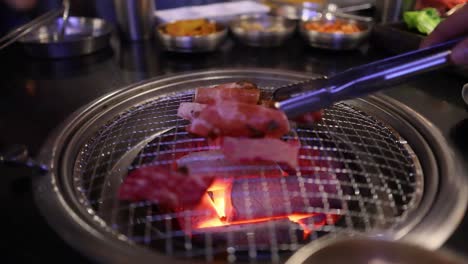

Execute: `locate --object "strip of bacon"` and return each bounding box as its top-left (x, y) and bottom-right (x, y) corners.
top-left (222, 137), bottom-right (300, 168)
top-left (119, 148), bottom-right (288, 210)
top-left (118, 164), bottom-right (214, 209)
top-left (187, 102), bottom-right (290, 138)
top-left (119, 137), bottom-right (215, 209)
top-left (177, 102), bottom-right (207, 121)
top-left (177, 150), bottom-right (287, 178)
top-left (195, 81), bottom-right (260, 105)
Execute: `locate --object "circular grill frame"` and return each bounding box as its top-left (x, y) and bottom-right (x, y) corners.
top-left (33, 69), bottom-right (468, 264)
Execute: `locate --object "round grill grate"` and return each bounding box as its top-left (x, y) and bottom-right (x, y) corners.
top-left (72, 85), bottom-right (423, 263)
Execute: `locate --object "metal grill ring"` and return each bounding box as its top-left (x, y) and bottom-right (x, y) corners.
top-left (34, 69), bottom-right (467, 264)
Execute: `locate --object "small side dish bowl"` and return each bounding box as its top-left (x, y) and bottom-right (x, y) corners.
top-left (230, 14), bottom-right (296, 47)
top-left (299, 14), bottom-right (371, 50)
top-left (156, 19), bottom-right (228, 53)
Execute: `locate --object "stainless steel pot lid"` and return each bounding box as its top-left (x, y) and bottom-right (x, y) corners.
top-left (33, 69), bottom-right (467, 263)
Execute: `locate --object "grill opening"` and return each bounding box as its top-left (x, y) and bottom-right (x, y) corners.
top-left (73, 88), bottom-right (423, 263)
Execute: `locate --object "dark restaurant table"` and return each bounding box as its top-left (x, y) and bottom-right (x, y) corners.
top-left (1, 34), bottom-right (467, 263)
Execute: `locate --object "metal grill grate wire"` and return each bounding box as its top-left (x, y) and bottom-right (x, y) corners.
top-left (73, 88), bottom-right (422, 263)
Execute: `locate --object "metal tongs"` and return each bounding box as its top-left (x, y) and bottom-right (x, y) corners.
top-left (274, 38), bottom-right (463, 118)
top-left (0, 0), bottom-right (70, 50)
top-left (324, 3), bottom-right (373, 22)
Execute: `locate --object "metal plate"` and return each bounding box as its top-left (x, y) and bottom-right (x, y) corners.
top-left (33, 69), bottom-right (467, 264)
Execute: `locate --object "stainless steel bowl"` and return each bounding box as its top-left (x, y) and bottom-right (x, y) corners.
top-left (299, 15), bottom-right (371, 50)
top-left (156, 20), bottom-right (228, 53)
top-left (18, 16), bottom-right (113, 58)
top-left (230, 14), bottom-right (296, 47)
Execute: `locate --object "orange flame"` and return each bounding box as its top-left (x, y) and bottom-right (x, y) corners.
top-left (178, 178), bottom-right (339, 239)
top-left (205, 179), bottom-right (233, 220)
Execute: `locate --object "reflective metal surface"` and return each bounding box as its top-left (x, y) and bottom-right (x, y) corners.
top-left (0, 8), bottom-right (63, 50)
top-left (58, 0), bottom-right (71, 39)
top-left (271, 1), bottom-right (372, 21)
top-left (375, 0), bottom-right (414, 23)
top-left (19, 16), bottom-right (113, 58)
top-left (273, 2), bottom-right (322, 21)
top-left (33, 69), bottom-right (467, 263)
top-left (114, 0), bottom-right (156, 41)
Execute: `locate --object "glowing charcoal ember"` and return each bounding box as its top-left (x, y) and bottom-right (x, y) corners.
top-left (222, 137), bottom-right (301, 168)
top-left (229, 175), bottom-right (341, 221)
top-left (174, 147), bottom-right (344, 235)
top-left (176, 179), bottom-right (341, 244)
top-left (291, 213), bottom-right (342, 237)
top-left (206, 178), bottom-right (234, 220)
top-left (187, 102), bottom-right (290, 138)
top-left (177, 102), bottom-right (207, 121)
top-left (195, 81), bottom-right (260, 105)
top-left (176, 178), bottom-right (234, 232)
top-left (189, 219), bottom-right (308, 248)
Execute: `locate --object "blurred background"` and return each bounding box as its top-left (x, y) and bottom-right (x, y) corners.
top-left (0, 0), bottom-right (380, 36)
top-left (1, 0), bottom-right (468, 264)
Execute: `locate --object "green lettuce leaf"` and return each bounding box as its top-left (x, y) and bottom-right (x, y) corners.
top-left (403, 8), bottom-right (442, 35)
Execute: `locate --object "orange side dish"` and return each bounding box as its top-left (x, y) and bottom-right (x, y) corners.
top-left (304, 20), bottom-right (362, 34)
top-left (164, 19), bottom-right (218, 37)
